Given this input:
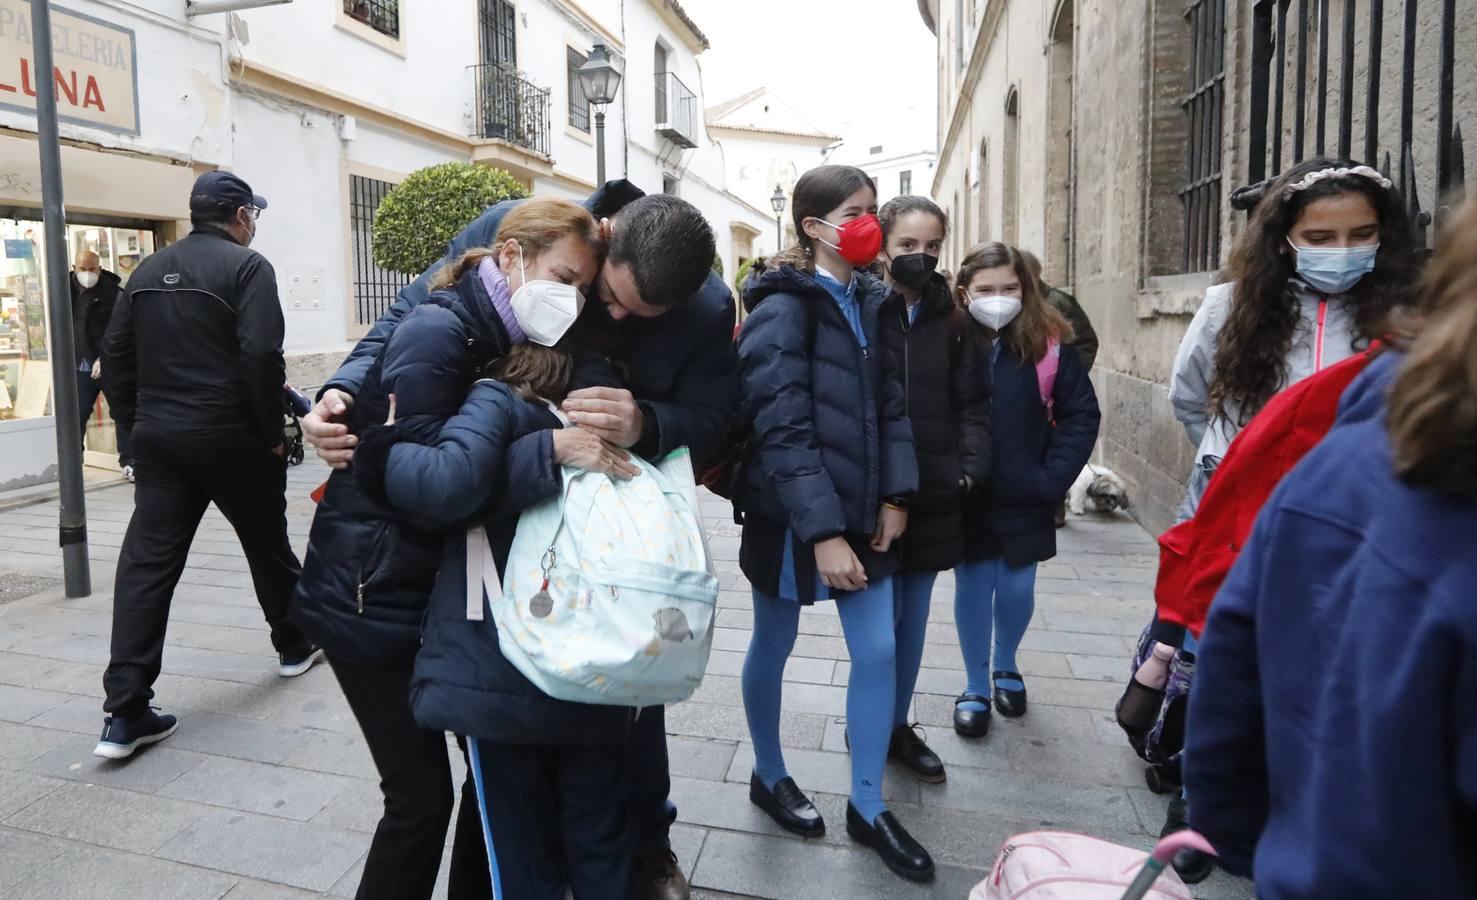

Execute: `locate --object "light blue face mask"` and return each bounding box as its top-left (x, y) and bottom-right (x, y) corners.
top-left (1287, 238), bottom-right (1379, 295)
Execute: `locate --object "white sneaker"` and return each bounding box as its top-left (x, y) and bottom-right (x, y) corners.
top-left (121, 465), bottom-right (135, 483)
top-left (278, 647), bottom-right (325, 677)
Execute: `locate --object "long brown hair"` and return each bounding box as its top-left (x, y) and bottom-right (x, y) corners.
top-left (1386, 197), bottom-right (1477, 493)
top-left (1211, 157), bottom-right (1420, 425)
top-left (429, 197), bottom-right (602, 291)
top-left (492, 344), bottom-right (574, 405)
top-left (768, 165), bottom-right (877, 272)
top-left (955, 241), bottom-right (1073, 364)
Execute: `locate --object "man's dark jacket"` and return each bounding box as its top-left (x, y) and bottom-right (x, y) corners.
top-left (1044, 285), bottom-right (1099, 371)
top-left (323, 179), bottom-right (738, 470)
top-left (102, 229), bottom-right (285, 448)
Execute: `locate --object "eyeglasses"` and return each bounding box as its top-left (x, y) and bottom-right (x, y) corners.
top-left (244, 205), bottom-right (263, 220)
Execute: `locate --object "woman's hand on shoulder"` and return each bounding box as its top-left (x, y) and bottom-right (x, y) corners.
top-left (551, 426), bottom-right (640, 480)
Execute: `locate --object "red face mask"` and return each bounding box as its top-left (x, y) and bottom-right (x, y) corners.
top-left (815, 213), bottom-right (883, 266)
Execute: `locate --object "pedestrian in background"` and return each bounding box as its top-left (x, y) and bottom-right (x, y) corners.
top-left (70, 249), bottom-right (133, 479)
top-left (736, 165), bottom-right (932, 882)
top-left (951, 242), bottom-right (1100, 735)
top-left (876, 195), bottom-right (989, 781)
top-left (95, 172), bottom-right (319, 760)
top-left (1186, 195), bottom-right (1477, 899)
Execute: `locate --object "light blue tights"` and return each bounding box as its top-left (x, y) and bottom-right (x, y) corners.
top-left (891, 571), bottom-right (937, 726)
top-left (953, 557), bottom-right (1038, 713)
top-left (742, 579), bottom-right (897, 822)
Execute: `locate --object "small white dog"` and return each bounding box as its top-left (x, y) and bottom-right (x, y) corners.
top-left (1068, 464), bottom-right (1131, 516)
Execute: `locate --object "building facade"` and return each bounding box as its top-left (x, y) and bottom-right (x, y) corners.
top-left (832, 144), bottom-right (938, 207)
top-left (0, 0), bottom-right (766, 491)
top-left (922, 0), bottom-right (1473, 532)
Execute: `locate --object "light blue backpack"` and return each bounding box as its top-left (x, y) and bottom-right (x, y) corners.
top-left (467, 448), bottom-right (719, 708)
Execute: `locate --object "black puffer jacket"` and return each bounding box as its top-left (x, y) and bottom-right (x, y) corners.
top-left (880, 275), bottom-right (991, 572)
top-left (735, 263), bottom-right (918, 603)
top-left (289, 270), bottom-right (513, 668)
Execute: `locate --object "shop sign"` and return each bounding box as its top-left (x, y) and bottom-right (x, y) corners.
top-left (0, 1), bottom-right (140, 136)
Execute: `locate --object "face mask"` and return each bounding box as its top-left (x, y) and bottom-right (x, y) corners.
top-left (76, 271), bottom-right (99, 289)
top-left (1287, 239), bottom-right (1379, 294)
top-left (511, 246), bottom-right (585, 347)
top-left (815, 214), bottom-right (883, 267)
top-left (887, 252), bottom-right (939, 291)
top-left (967, 294), bottom-right (1023, 331)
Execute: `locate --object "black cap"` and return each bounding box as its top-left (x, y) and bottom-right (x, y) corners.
top-left (190, 171), bottom-right (268, 214)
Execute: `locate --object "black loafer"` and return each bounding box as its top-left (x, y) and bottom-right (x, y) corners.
top-left (889, 724), bottom-right (945, 783)
top-left (952, 693), bottom-right (992, 737)
top-left (749, 773), bottom-right (824, 837)
top-left (992, 671), bottom-right (1028, 718)
top-left (845, 802), bottom-right (934, 882)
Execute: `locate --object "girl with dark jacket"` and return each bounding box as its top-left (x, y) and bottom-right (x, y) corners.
top-left (289, 198), bottom-right (603, 900)
top-left (736, 165), bottom-right (930, 882)
top-left (1186, 197), bottom-right (1477, 897)
top-left (951, 242), bottom-right (1100, 736)
top-left (875, 196), bottom-right (990, 782)
top-left (355, 338), bottom-right (637, 900)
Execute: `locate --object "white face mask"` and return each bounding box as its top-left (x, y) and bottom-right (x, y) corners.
top-left (76, 271), bottom-right (99, 290)
top-left (967, 294), bottom-right (1022, 331)
top-left (510, 246), bottom-right (585, 347)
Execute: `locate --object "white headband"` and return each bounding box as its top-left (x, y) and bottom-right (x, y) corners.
top-left (1285, 165), bottom-right (1393, 195)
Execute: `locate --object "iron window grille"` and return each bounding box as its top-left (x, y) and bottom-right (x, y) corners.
top-left (567, 47), bottom-right (591, 133)
top-left (1179, 0), bottom-right (1227, 274)
top-left (343, 0), bottom-right (398, 39)
top-left (349, 175), bottom-right (411, 328)
top-left (479, 0), bottom-right (515, 67)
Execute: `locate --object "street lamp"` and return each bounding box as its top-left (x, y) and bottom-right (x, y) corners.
top-left (577, 44), bottom-right (624, 185)
top-left (770, 184), bottom-right (787, 253)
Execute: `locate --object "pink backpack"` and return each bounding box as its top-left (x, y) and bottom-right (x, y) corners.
top-left (1036, 338), bottom-right (1061, 418)
top-left (971, 830), bottom-right (1215, 900)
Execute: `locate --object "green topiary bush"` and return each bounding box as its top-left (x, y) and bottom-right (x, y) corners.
top-left (371, 163), bottom-right (531, 275)
top-left (711, 252), bottom-right (724, 278)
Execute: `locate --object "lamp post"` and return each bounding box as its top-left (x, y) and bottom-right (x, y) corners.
top-left (770, 184), bottom-right (787, 253)
top-left (577, 44), bottom-right (623, 185)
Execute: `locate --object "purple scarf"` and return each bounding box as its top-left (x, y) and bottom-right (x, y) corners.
top-left (477, 257), bottom-right (526, 345)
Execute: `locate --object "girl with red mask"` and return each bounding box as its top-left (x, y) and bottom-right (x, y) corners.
top-left (732, 165), bottom-right (933, 882)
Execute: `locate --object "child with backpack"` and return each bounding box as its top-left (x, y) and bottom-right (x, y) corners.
top-left (352, 336), bottom-right (653, 900)
top-left (950, 242), bottom-right (1100, 735)
top-left (734, 165), bottom-right (929, 882)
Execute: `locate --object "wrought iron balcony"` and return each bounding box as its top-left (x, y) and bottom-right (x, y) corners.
top-left (470, 63), bottom-right (552, 158)
top-left (654, 71), bottom-right (699, 149)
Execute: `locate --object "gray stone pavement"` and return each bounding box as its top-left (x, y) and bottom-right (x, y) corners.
top-left (0, 461), bottom-right (1254, 899)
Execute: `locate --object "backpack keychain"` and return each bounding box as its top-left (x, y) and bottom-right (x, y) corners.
top-left (529, 548), bottom-right (556, 618)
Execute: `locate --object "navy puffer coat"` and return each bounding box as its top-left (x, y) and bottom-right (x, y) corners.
top-left (289, 269), bottom-right (513, 668)
top-left (962, 332), bottom-right (1100, 567)
top-left (735, 263), bottom-right (918, 603)
top-left (354, 379), bottom-right (633, 746)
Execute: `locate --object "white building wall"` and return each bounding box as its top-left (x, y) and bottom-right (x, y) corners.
top-left (711, 130), bottom-right (832, 257)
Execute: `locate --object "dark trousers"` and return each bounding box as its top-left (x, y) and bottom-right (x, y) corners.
top-left (461, 736), bottom-right (632, 900)
top-left (447, 707), bottom-right (673, 899)
top-left (330, 656), bottom-right (454, 900)
top-left (103, 426), bottom-right (305, 716)
top-left (78, 373), bottom-right (132, 464)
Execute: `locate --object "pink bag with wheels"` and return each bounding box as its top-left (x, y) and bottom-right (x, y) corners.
top-left (972, 830), bottom-right (1215, 899)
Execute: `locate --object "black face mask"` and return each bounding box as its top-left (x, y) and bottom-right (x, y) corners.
top-left (888, 252), bottom-right (939, 291)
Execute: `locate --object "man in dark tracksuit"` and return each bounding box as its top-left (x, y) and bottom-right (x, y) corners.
top-left (303, 180), bottom-right (736, 900)
top-left (70, 251), bottom-right (132, 475)
top-left (95, 172), bottom-right (320, 760)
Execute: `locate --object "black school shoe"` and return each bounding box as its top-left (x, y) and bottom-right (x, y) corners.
top-left (952, 694), bottom-right (992, 737)
top-left (1161, 792), bottom-right (1214, 884)
top-left (845, 803), bottom-right (935, 882)
top-left (992, 671), bottom-right (1028, 718)
top-left (889, 725), bottom-right (946, 783)
top-left (749, 773), bottom-right (824, 837)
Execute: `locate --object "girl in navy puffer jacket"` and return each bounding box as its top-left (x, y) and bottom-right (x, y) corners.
top-left (735, 165), bottom-right (930, 882)
top-left (950, 242), bottom-right (1100, 736)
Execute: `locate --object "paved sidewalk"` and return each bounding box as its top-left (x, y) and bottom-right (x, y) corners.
top-left (0, 461), bottom-right (1253, 899)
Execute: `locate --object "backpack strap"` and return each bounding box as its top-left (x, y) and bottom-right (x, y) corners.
top-left (465, 525), bottom-right (501, 621)
top-left (1036, 338), bottom-right (1061, 415)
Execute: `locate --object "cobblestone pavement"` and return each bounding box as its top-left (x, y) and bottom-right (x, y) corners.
top-left (0, 461), bottom-right (1254, 899)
